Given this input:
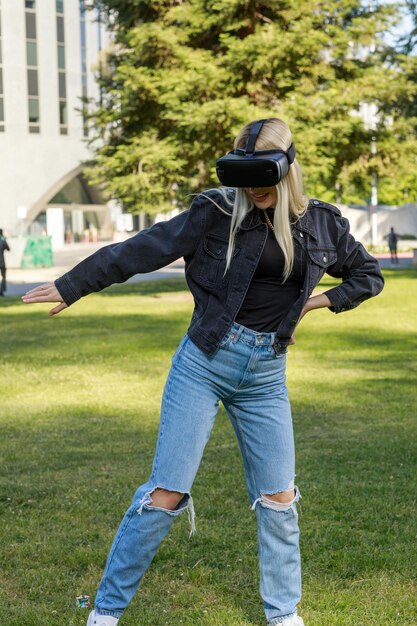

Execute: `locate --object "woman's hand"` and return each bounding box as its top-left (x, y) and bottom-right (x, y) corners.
top-left (289, 293), bottom-right (332, 345)
top-left (21, 283), bottom-right (68, 317)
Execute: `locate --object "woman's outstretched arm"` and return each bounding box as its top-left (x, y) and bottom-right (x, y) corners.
top-left (21, 194), bottom-right (207, 314)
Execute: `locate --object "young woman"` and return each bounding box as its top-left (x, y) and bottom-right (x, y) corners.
top-left (22, 118), bottom-right (384, 626)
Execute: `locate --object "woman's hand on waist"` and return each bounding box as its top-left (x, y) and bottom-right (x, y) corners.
top-left (289, 293), bottom-right (332, 344)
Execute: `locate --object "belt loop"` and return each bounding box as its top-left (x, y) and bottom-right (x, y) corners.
top-left (231, 323), bottom-right (244, 343)
top-left (273, 339), bottom-right (288, 356)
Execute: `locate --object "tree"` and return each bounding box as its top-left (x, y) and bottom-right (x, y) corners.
top-left (84, 0), bottom-right (417, 211)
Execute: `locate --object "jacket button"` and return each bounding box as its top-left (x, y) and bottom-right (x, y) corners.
top-left (323, 255), bottom-right (327, 262)
top-left (313, 200), bottom-right (320, 205)
top-left (300, 232), bottom-right (303, 238)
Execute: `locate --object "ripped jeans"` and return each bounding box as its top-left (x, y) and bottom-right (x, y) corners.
top-left (94, 322), bottom-right (302, 625)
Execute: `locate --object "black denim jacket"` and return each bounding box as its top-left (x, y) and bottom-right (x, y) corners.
top-left (55, 191), bottom-right (384, 355)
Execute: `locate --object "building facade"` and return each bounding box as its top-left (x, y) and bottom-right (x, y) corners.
top-left (0, 0), bottom-right (112, 245)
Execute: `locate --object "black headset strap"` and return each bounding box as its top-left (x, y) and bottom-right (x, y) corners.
top-left (245, 119), bottom-right (268, 154)
top-left (286, 143), bottom-right (296, 164)
top-left (245, 120), bottom-right (296, 164)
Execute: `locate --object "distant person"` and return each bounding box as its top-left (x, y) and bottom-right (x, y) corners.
top-left (0, 228), bottom-right (10, 296)
top-left (388, 227), bottom-right (399, 265)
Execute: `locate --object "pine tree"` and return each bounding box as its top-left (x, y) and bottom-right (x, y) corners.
top-left (84, 0), bottom-right (417, 211)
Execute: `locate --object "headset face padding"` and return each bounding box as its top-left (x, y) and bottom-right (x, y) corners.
top-left (216, 119), bottom-right (295, 188)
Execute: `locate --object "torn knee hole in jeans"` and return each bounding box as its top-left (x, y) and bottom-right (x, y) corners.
top-left (136, 486), bottom-right (196, 537)
top-left (251, 480), bottom-right (301, 512)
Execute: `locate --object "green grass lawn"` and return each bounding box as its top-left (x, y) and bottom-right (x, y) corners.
top-left (0, 270), bottom-right (416, 626)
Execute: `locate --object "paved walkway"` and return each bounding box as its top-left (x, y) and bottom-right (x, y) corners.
top-left (370, 252), bottom-right (413, 269)
top-left (2, 242), bottom-right (414, 298)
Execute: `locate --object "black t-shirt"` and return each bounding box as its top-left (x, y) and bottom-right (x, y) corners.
top-left (235, 209), bottom-right (306, 332)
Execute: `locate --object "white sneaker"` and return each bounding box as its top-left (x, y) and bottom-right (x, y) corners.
top-left (86, 610), bottom-right (119, 626)
top-left (281, 616), bottom-right (305, 626)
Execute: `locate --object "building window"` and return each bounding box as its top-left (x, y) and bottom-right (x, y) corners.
top-left (25, 0), bottom-right (40, 133)
top-left (58, 72), bottom-right (66, 98)
top-left (0, 95), bottom-right (4, 132)
top-left (28, 98), bottom-right (39, 123)
top-left (27, 69), bottom-right (39, 96)
top-left (57, 45), bottom-right (65, 69)
top-left (25, 12), bottom-right (37, 39)
top-left (79, 0), bottom-right (88, 137)
top-left (56, 16), bottom-right (64, 43)
top-left (56, 0), bottom-right (67, 135)
top-left (59, 100), bottom-right (67, 125)
top-left (26, 41), bottom-right (37, 66)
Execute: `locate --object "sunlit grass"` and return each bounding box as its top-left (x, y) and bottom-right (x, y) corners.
top-left (0, 271), bottom-right (416, 625)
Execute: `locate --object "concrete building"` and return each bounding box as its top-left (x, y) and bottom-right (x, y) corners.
top-left (0, 0), bottom-right (112, 245)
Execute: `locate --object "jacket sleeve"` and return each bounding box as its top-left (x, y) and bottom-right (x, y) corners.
top-left (55, 195), bottom-right (206, 306)
top-left (323, 214), bottom-right (384, 313)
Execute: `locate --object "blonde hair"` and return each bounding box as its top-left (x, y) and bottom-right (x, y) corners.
top-left (201, 117), bottom-right (309, 282)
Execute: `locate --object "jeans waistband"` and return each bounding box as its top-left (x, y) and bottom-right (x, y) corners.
top-left (228, 322), bottom-right (277, 346)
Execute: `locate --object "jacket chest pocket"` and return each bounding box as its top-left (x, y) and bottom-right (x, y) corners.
top-left (307, 247), bottom-right (337, 269)
top-left (197, 235), bottom-right (239, 288)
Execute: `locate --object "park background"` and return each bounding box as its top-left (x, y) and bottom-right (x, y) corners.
top-left (1, 1), bottom-right (417, 625)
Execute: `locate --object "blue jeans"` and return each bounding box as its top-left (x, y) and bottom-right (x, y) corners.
top-left (94, 322), bottom-right (302, 624)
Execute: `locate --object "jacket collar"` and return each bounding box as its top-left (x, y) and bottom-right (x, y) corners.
top-left (292, 208), bottom-right (317, 240)
top-left (239, 204), bottom-right (317, 240)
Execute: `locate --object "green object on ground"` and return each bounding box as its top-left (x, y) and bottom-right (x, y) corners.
top-left (0, 273), bottom-right (416, 625)
top-left (21, 236), bottom-right (54, 268)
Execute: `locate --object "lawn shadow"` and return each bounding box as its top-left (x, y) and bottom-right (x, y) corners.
top-left (1, 275), bottom-right (416, 624)
top-left (1, 392), bottom-right (416, 624)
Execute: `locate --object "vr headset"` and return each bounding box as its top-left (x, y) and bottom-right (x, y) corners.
top-left (216, 119), bottom-right (295, 188)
